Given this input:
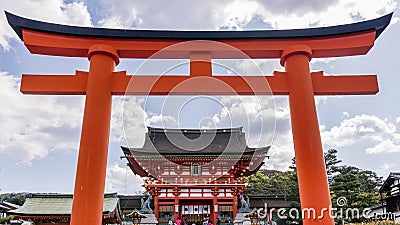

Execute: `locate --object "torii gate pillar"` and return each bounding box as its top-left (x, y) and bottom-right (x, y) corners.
top-left (282, 45), bottom-right (333, 224)
top-left (70, 45), bottom-right (119, 225)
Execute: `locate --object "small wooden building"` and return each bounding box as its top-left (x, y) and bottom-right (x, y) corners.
top-left (127, 209), bottom-right (148, 225)
top-left (246, 195), bottom-right (290, 223)
top-left (8, 193), bottom-right (122, 225)
top-left (379, 172), bottom-right (400, 223)
top-left (0, 201), bottom-right (20, 219)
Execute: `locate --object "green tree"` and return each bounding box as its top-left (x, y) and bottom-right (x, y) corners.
top-left (244, 168), bottom-right (301, 223)
top-left (0, 192), bottom-right (29, 205)
top-left (324, 149), bottom-right (342, 181)
top-left (245, 169), bottom-right (299, 200)
top-left (246, 149), bottom-right (382, 223)
top-left (244, 171), bottom-right (269, 194)
top-left (330, 166), bottom-right (382, 223)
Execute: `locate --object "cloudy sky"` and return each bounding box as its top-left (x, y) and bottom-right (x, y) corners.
top-left (0, 0), bottom-right (399, 194)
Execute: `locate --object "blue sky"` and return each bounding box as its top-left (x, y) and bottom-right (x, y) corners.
top-left (0, 0), bottom-right (399, 194)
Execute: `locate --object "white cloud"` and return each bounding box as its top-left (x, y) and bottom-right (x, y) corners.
top-left (111, 96), bottom-right (146, 147)
top-left (98, 9), bottom-right (142, 29)
top-left (203, 96), bottom-right (276, 146)
top-left (0, 72), bottom-right (84, 165)
top-left (146, 113), bottom-right (178, 128)
top-left (258, 0), bottom-right (340, 15)
top-left (265, 129), bottom-right (295, 171)
top-left (1, 0), bottom-right (92, 50)
top-left (95, 0), bottom-right (396, 32)
top-left (365, 139), bottom-right (400, 154)
top-left (342, 111), bottom-right (350, 119)
top-left (105, 162), bottom-right (144, 194)
top-left (111, 96), bottom-right (181, 148)
top-left (96, 0), bottom-right (232, 30)
top-left (377, 162), bottom-right (397, 176)
top-left (0, 74), bottom-right (180, 166)
top-left (60, 2), bottom-right (92, 27)
top-left (234, 59), bottom-right (282, 75)
top-left (321, 114), bottom-right (400, 155)
top-left (258, 0), bottom-right (397, 29)
top-left (197, 95), bottom-right (294, 171)
top-left (216, 0), bottom-right (266, 31)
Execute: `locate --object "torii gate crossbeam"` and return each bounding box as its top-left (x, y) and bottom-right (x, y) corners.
top-left (6, 11), bottom-right (392, 225)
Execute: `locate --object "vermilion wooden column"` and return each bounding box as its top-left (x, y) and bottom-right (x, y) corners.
top-left (70, 44), bottom-right (119, 225)
top-left (281, 45), bottom-right (334, 225)
top-left (174, 194), bottom-right (179, 221)
top-left (213, 194), bottom-right (218, 224)
top-left (232, 195), bottom-right (238, 218)
top-left (154, 195), bottom-right (159, 219)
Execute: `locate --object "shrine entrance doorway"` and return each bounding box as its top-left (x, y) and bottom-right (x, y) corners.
top-left (181, 200), bottom-right (212, 225)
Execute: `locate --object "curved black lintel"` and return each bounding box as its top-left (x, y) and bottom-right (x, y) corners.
top-left (5, 11), bottom-right (392, 41)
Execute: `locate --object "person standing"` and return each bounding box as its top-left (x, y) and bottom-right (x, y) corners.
top-left (176, 217), bottom-right (182, 225)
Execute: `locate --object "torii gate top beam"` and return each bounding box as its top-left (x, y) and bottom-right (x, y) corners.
top-left (5, 11), bottom-right (392, 59)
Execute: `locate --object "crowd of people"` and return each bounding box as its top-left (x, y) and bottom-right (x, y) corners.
top-left (169, 217), bottom-right (231, 225)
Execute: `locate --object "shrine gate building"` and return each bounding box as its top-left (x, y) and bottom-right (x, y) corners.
top-left (122, 127), bottom-right (269, 225)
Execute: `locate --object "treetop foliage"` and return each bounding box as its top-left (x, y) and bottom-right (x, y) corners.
top-left (245, 149), bottom-right (383, 223)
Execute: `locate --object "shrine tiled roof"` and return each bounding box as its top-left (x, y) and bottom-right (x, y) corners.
top-left (123, 127), bottom-right (269, 155)
top-left (0, 204), bottom-right (11, 212)
top-left (379, 172), bottom-right (400, 193)
top-left (0, 201), bottom-right (20, 212)
top-left (8, 193), bottom-right (120, 216)
top-left (118, 195), bottom-right (145, 212)
top-left (247, 195), bottom-right (290, 208)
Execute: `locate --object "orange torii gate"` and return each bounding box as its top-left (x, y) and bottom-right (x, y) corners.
top-left (6, 11), bottom-right (392, 225)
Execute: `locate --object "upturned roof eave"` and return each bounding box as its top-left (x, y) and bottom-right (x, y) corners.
top-left (5, 11), bottom-right (392, 41)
